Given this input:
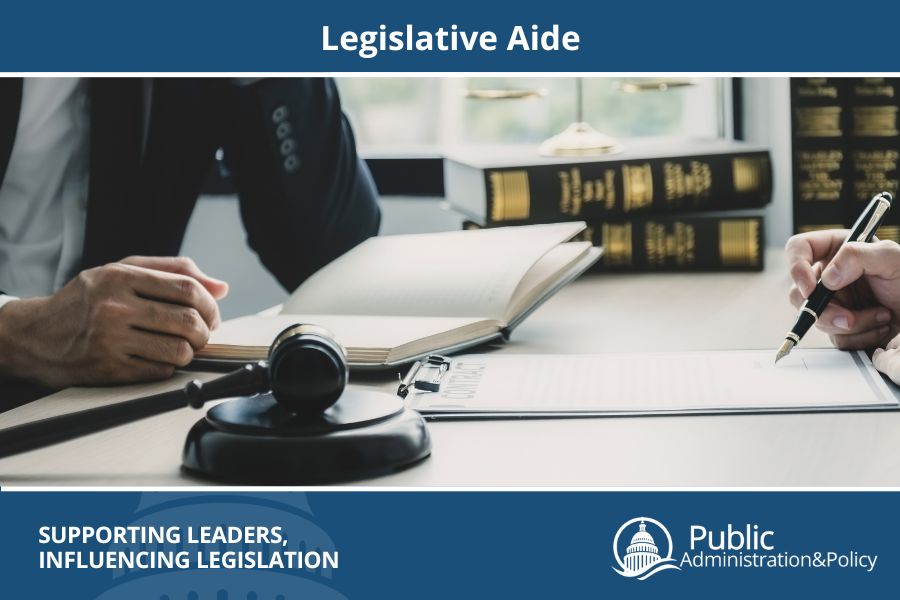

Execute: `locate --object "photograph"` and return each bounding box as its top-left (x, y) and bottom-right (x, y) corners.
top-left (2, 76), bottom-right (895, 488)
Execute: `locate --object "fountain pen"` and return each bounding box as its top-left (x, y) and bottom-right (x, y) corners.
top-left (775, 191), bottom-right (894, 363)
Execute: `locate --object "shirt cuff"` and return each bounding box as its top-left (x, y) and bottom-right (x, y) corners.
top-left (0, 294), bottom-right (20, 313)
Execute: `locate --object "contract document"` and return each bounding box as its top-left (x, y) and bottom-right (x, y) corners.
top-left (402, 350), bottom-right (900, 419)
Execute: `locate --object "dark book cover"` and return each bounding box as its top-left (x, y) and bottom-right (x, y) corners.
top-left (446, 139), bottom-right (772, 226)
top-left (463, 215), bottom-right (765, 272)
top-left (790, 77), bottom-right (851, 235)
top-left (848, 78), bottom-right (900, 243)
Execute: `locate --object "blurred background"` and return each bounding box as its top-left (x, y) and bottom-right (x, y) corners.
top-left (182, 77), bottom-right (793, 318)
top-left (337, 77), bottom-right (722, 147)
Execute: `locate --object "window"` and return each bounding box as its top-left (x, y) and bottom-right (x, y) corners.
top-left (337, 77), bottom-right (730, 154)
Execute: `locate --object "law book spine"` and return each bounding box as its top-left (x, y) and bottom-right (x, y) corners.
top-left (474, 150), bottom-right (771, 226)
top-left (790, 78), bottom-right (852, 234)
top-left (463, 216), bottom-right (765, 272)
top-left (847, 78), bottom-right (900, 243)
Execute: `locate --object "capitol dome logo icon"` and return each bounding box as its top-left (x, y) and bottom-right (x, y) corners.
top-left (612, 517), bottom-right (681, 580)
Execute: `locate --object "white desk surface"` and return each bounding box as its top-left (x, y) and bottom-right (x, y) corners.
top-left (3, 248), bottom-right (899, 488)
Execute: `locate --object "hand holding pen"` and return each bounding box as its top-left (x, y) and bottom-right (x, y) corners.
top-left (781, 192), bottom-right (900, 381)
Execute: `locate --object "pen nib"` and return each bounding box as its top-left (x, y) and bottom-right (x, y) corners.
top-left (774, 339), bottom-right (795, 364)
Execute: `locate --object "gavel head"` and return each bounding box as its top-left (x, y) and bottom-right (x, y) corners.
top-left (267, 324), bottom-right (348, 416)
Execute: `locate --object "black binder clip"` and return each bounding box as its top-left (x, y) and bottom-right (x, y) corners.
top-left (397, 355), bottom-right (452, 398)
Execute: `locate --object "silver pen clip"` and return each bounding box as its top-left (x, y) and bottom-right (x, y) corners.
top-left (397, 355), bottom-right (452, 398)
top-left (855, 192), bottom-right (893, 242)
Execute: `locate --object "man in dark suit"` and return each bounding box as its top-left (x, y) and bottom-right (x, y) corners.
top-left (0, 78), bottom-right (379, 389)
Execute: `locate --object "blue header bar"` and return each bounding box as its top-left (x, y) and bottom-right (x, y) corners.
top-left (5, 0), bottom-right (900, 72)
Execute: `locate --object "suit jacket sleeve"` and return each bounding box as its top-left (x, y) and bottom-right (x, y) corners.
top-left (219, 78), bottom-right (380, 292)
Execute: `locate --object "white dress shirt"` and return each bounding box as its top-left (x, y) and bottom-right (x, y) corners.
top-left (0, 78), bottom-right (90, 299)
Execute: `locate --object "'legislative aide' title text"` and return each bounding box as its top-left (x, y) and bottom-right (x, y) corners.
top-left (323, 24), bottom-right (580, 59)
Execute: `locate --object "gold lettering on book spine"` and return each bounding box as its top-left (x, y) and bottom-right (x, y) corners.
top-left (798, 224), bottom-right (843, 233)
top-left (663, 161), bottom-right (712, 202)
top-left (488, 170), bottom-right (530, 222)
top-left (795, 106), bottom-right (842, 137)
top-left (622, 164), bottom-right (653, 211)
top-left (719, 220), bottom-right (760, 267)
top-left (876, 225), bottom-right (900, 244)
top-left (732, 156), bottom-right (770, 193)
top-left (854, 78), bottom-right (895, 98)
top-left (796, 149), bottom-right (843, 201)
top-left (566, 167), bottom-right (584, 215)
top-left (853, 106), bottom-right (899, 137)
top-left (601, 223), bottom-right (633, 267)
top-left (581, 168), bottom-right (617, 211)
top-left (796, 78), bottom-right (839, 99)
top-left (558, 169), bottom-right (571, 215)
top-left (645, 221), bottom-right (695, 267)
top-left (853, 149), bottom-right (899, 201)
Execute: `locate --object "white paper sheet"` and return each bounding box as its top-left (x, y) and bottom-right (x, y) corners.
top-left (404, 350), bottom-right (899, 416)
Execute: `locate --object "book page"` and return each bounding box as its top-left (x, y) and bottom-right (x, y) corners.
top-left (202, 314), bottom-right (494, 354)
top-left (504, 241), bottom-right (592, 322)
top-left (282, 222), bottom-right (586, 320)
top-left (406, 350), bottom-right (899, 414)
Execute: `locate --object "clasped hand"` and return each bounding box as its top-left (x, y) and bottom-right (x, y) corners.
top-left (0, 256), bottom-right (228, 387)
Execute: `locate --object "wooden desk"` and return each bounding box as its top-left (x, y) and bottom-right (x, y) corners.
top-left (3, 248), bottom-right (900, 487)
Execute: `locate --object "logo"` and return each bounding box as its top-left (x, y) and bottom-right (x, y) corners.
top-left (613, 517), bottom-right (681, 580)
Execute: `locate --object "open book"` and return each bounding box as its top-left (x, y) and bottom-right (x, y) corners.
top-left (196, 222), bottom-right (602, 368)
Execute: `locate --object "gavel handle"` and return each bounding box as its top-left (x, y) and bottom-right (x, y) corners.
top-left (0, 361), bottom-right (270, 460)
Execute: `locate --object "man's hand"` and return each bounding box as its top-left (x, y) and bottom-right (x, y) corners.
top-left (785, 230), bottom-right (900, 350)
top-left (0, 256), bottom-right (228, 387)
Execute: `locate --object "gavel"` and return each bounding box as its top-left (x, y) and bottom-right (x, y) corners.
top-left (0, 324), bottom-right (347, 459)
